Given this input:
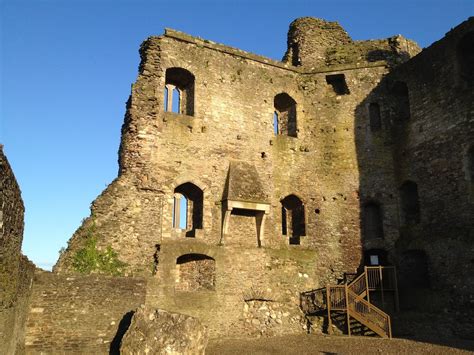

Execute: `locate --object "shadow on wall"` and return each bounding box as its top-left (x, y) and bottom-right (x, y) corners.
top-left (109, 311), bottom-right (134, 355)
top-left (366, 50), bottom-right (412, 65)
top-left (353, 20), bottom-right (474, 350)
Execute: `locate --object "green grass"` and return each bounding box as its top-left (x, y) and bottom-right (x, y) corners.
top-left (72, 224), bottom-right (127, 276)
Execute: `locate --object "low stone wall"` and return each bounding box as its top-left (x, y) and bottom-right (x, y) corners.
top-left (0, 256), bottom-right (35, 354)
top-left (25, 271), bottom-right (147, 354)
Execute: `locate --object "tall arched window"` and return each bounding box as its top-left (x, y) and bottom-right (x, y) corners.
top-left (274, 93), bottom-right (297, 137)
top-left (391, 81), bottom-right (410, 122)
top-left (281, 194), bottom-right (305, 245)
top-left (165, 67), bottom-right (195, 116)
top-left (173, 182), bottom-right (203, 237)
top-left (399, 181), bottom-right (420, 225)
top-left (369, 102), bottom-right (382, 132)
top-left (362, 202), bottom-right (384, 240)
top-left (457, 31), bottom-right (474, 86)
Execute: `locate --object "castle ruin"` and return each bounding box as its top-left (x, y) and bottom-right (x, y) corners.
top-left (1, 16), bottom-right (473, 353)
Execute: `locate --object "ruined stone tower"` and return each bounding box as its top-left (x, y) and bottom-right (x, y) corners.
top-left (43, 17), bottom-right (474, 341)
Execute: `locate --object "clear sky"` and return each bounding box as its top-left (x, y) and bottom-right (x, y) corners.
top-left (1, 0), bottom-right (472, 270)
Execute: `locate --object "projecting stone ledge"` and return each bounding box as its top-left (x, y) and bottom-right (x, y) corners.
top-left (120, 306), bottom-right (208, 355)
top-left (223, 160), bottom-right (269, 204)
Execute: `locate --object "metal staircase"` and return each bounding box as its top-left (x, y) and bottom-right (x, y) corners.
top-left (301, 266), bottom-right (399, 338)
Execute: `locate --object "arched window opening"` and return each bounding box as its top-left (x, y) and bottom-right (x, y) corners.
top-left (172, 193), bottom-right (188, 229)
top-left (176, 254), bottom-right (215, 291)
top-left (281, 194), bottom-right (305, 245)
top-left (364, 249), bottom-right (388, 266)
top-left (290, 43), bottom-right (301, 67)
top-left (399, 181), bottom-right (420, 225)
top-left (369, 102), bottom-right (382, 132)
top-left (362, 202), bottom-right (384, 240)
top-left (274, 93), bottom-right (297, 137)
top-left (457, 31), bottom-right (474, 86)
top-left (467, 145), bottom-right (474, 199)
top-left (273, 111), bottom-right (279, 135)
top-left (172, 182), bottom-right (203, 237)
top-left (399, 250), bottom-right (430, 288)
top-left (391, 81), bottom-right (411, 122)
top-left (165, 67), bottom-right (195, 116)
top-left (171, 87), bottom-right (180, 113)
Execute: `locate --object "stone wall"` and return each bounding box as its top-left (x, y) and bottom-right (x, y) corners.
top-left (355, 17), bottom-right (474, 338)
top-left (0, 146), bottom-right (35, 354)
top-left (25, 271), bottom-right (147, 353)
top-left (145, 242), bottom-right (317, 338)
top-left (391, 19), bottom-right (474, 336)
top-left (0, 145), bottom-right (26, 308)
top-left (56, 21), bottom-right (418, 277)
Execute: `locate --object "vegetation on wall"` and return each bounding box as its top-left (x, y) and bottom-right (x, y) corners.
top-left (72, 223), bottom-right (127, 276)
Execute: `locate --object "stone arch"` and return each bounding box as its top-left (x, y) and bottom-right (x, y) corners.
top-left (281, 194), bottom-right (306, 245)
top-left (457, 31), bottom-right (474, 86)
top-left (171, 176), bottom-right (208, 194)
top-left (176, 253), bottom-right (216, 291)
top-left (165, 67), bottom-right (195, 115)
top-left (173, 182), bottom-right (203, 236)
top-left (362, 201), bottom-right (384, 240)
top-left (399, 180), bottom-right (420, 225)
top-left (274, 92), bottom-right (297, 137)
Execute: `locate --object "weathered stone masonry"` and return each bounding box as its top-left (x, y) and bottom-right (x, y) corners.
top-left (358, 19), bottom-right (474, 338)
top-left (0, 146), bottom-right (35, 354)
top-left (23, 16), bottom-right (472, 347)
top-left (25, 271), bottom-right (146, 353)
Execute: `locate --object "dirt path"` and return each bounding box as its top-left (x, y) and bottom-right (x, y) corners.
top-left (207, 334), bottom-right (474, 354)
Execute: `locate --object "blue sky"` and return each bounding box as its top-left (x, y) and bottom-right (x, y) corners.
top-left (1, 0), bottom-right (472, 270)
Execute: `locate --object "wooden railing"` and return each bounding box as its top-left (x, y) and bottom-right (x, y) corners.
top-left (327, 285), bottom-right (346, 310)
top-left (348, 272), bottom-right (367, 296)
top-left (347, 288), bottom-right (392, 338)
top-left (366, 266), bottom-right (397, 291)
top-left (300, 288), bottom-right (326, 314)
top-left (313, 266), bottom-right (397, 338)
